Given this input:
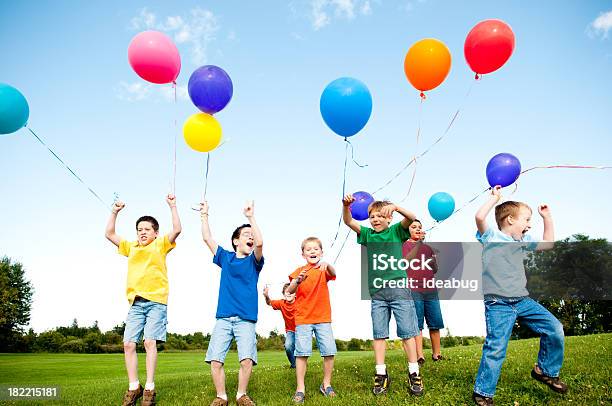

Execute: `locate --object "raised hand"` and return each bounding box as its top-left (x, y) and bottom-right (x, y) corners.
top-left (166, 193), bottom-right (177, 208)
top-left (244, 200), bottom-right (254, 218)
top-left (343, 194), bottom-right (355, 207)
top-left (538, 204), bottom-right (552, 218)
top-left (112, 201), bottom-right (125, 214)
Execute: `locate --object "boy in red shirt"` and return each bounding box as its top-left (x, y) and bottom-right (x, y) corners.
top-left (286, 237), bottom-right (336, 404)
top-left (263, 283), bottom-right (296, 368)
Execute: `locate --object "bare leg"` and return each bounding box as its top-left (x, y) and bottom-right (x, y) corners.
top-left (210, 361), bottom-right (226, 396)
top-left (296, 356), bottom-right (308, 393)
top-left (143, 339), bottom-right (157, 385)
top-left (402, 337), bottom-right (418, 363)
top-left (373, 339), bottom-right (386, 365)
top-left (124, 342), bottom-right (138, 384)
top-left (415, 331), bottom-right (424, 359)
top-left (322, 356), bottom-right (334, 388)
top-left (430, 329), bottom-right (441, 358)
top-left (237, 358), bottom-right (253, 394)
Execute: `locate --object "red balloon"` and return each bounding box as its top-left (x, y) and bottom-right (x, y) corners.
top-left (464, 19), bottom-right (515, 75)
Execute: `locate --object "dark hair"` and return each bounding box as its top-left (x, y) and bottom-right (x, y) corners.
top-left (282, 283), bottom-right (291, 295)
top-left (231, 224), bottom-right (252, 251)
top-left (412, 219), bottom-right (422, 225)
top-left (136, 216), bottom-right (159, 232)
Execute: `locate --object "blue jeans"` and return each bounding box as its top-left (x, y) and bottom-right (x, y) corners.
top-left (285, 331), bottom-right (296, 368)
top-left (205, 316), bottom-right (258, 365)
top-left (474, 296), bottom-right (565, 398)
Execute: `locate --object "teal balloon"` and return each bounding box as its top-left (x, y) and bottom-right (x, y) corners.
top-left (428, 192), bottom-right (455, 221)
top-left (0, 83), bottom-right (29, 135)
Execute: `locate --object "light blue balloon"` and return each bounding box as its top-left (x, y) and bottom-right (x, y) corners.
top-left (320, 77), bottom-right (372, 138)
top-left (428, 192), bottom-right (455, 221)
top-left (0, 83), bottom-right (29, 135)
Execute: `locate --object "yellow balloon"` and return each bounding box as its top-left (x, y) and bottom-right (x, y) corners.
top-left (183, 113), bottom-right (222, 152)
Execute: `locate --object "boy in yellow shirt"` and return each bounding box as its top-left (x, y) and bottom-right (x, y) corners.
top-left (105, 194), bottom-right (182, 406)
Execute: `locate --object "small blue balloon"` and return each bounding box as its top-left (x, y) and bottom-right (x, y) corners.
top-left (486, 153), bottom-right (521, 187)
top-left (188, 65), bottom-right (233, 114)
top-left (0, 83), bottom-right (29, 135)
top-left (320, 77), bottom-right (372, 138)
top-left (428, 192), bottom-right (455, 222)
top-left (350, 191), bottom-right (374, 221)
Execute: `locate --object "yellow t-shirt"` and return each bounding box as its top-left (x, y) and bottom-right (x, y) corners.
top-left (118, 235), bottom-right (176, 305)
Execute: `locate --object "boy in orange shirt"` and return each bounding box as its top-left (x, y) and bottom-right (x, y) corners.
top-left (286, 237), bottom-right (336, 404)
top-left (263, 283), bottom-right (296, 368)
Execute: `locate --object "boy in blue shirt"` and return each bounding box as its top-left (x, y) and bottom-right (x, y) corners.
top-left (200, 200), bottom-right (264, 406)
top-left (472, 186), bottom-right (567, 405)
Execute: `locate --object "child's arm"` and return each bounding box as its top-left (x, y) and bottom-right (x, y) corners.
top-left (342, 194), bottom-right (361, 234)
top-left (380, 203), bottom-right (416, 229)
top-left (200, 201), bottom-right (218, 255)
top-left (166, 194), bottom-right (182, 244)
top-left (286, 269), bottom-right (308, 294)
top-left (475, 185), bottom-right (502, 235)
top-left (104, 201), bottom-right (125, 247)
top-left (316, 261), bottom-right (336, 278)
top-left (262, 286), bottom-right (272, 306)
top-left (244, 200), bottom-right (263, 262)
top-left (536, 204), bottom-right (555, 251)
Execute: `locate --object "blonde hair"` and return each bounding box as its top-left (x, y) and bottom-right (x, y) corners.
top-left (368, 200), bottom-right (392, 215)
top-left (301, 236), bottom-right (323, 251)
top-left (495, 201), bottom-right (531, 230)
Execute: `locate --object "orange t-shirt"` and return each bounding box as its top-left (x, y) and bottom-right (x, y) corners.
top-left (270, 299), bottom-right (296, 332)
top-left (289, 264), bottom-right (335, 325)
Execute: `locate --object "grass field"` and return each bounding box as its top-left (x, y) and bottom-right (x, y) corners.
top-left (0, 334), bottom-right (610, 405)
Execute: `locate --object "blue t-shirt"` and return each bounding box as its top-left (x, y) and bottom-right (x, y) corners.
top-left (213, 246), bottom-right (264, 322)
top-left (476, 226), bottom-right (539, 298)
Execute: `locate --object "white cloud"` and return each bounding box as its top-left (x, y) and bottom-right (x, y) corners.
top-left (308, 0), bottom-right (372, 31)
top-left (587, 10), bottom-right (612, 39)
top-left (115, 81), bottom-right (188, 103)
top-left (130, 7), bottom-right (157, 30)
top-left (361, 0), bottom-right (372, 16)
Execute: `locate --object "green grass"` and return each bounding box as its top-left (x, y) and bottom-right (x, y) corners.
top-left (1, 334), bottom-right (610, 405)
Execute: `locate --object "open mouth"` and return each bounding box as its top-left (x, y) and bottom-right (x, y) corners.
top-left (246, 242), bottom-right (254, 248)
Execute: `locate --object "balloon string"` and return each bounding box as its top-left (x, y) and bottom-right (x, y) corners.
top-left (399, 97), bottom-right (424, 203)
top-left (26, 126), bottom-right (110, 211)
top-left (344, 138), bottom-right (368, 168)
top-left (330, 141), bottom-right (350, 249)
top-left (332, 229), bottom-right (352, 265)
top-left (426, 186), bottom-right (491, 232)
top-left (372, 80), bottom-right (477, 196)
top-left (172, 81), bottom-right (177, 196)
top-left (202, 153), bottom-right (210, 202)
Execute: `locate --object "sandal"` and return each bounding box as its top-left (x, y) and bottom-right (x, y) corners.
top-left (292, 391), bottom-right (305, 404)
top-left (319, 384), bottom-right (336, 397)
top-left (531, 366), bottom-right (568, 394)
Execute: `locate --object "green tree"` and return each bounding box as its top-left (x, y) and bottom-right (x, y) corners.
top-left (0, 257), bottom-right (34, 351)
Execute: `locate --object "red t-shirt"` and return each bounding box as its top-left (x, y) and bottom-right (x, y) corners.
top-left (270, 299), bottom-right (296, 332)
top-left (289, 264), bottom-right (335, 325)
top-left (402, 240), bottom-right (436, 292)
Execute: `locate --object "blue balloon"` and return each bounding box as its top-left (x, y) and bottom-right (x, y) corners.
top-left (188, 65), bottom-right (233, 114)
top-left (350, 191), bottom-right (374, 221)
top-left (428, 192), bottom-right (455, 222)
top-left (486, 153), bottom-right (521, 187)
top-left (320, 77), bottom-right (372, 137)
top-left (0, 83), bottom-right (29, 135)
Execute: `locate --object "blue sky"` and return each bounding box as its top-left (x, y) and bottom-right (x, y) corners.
top-left (1, 1), bottom-right (611, 338)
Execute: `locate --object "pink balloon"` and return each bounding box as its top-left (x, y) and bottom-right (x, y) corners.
top-left (128, 31), bottom-right (181, 84)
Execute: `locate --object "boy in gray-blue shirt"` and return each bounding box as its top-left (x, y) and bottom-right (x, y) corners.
top-left (472, 186), bottom-right (567, 406)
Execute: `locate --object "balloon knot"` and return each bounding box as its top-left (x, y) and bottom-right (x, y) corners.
top-left (419, 92), bottom-right (426, 100)
top-left (475, 73), bottom-right (480, 80)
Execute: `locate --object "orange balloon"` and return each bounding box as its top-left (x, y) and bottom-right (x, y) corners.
top-left (404, 38), bottom-right (452, 94)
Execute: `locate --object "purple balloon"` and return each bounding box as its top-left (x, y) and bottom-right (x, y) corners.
top-left (350, 191), bottom-right (374, 221)
top-left (188, 65), bottom-right (233, 114)
top-left (486, 153), bottom-right (521, 187)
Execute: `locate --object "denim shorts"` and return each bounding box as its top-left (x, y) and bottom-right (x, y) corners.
top-left (123, 297), bottom-right (168, 343)
top-left (411, 291), bottom-right (445, 331)
top-left (205, 316), bottom-right (258, 365)
top-left (294, 323), bottom-right (337, 357)
top-left (371, 288), bottom-right (419, 339)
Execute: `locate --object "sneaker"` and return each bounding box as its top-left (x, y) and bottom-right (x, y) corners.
top-left (531, 366), bottom-right (568, 394)
top-left (210, 397), bottom-right (229, 406)
top-left (472, 392), bottom-right (494, 405)
top-left (122, 384), bottom-right (143, 406)
top-left (292, 391), bottom-right (305, 404)
top-left (417, 357), bottom-right (425, 366)
top-left (319, 384), bottom-right (336, 397)
top-left (236, 394), bottom-right (256, 406)
top-left (142, 389), bottom-right (156, 406)
top-left (372, 373), bottom-right (389, 395)
top-left (432, 354), bottom-right (445, 361)
top-left (408, 372), bottom-right (424, 396)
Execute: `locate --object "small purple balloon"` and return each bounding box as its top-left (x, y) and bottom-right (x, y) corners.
top-left (486, 153), bottom-right (521, 187)
top-left (350, 191), bottom-right (374, 221)
top-left (188, 65), bottom-right (233, 114)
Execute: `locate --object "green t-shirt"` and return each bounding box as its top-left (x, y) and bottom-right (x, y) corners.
top-left (358, 222), bottom-right (412, 294)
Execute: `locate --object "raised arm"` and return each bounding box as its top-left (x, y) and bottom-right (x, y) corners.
top-left (262, 285), bottom-right (272, 306)
top-left (244, 200), bottom-right (263, 262)
top-left (286, 268), bottom-right (308, 294)
top-left (381, 203), bottom-right (416, 229)
top-left (536, 204), bottom-right (555, 251)
top-left (166, 194), bottom-right (182, 244)
top-left (342, 194), bottom-right (361, 234)
top-left (316, 261), bottom-right (336, 278)
top-left (200, 201), bottom-right (218, 255)
top-left (105, 201), bottom-right (125, 247)
top-left (475, 185), bottom-right (502, 235)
